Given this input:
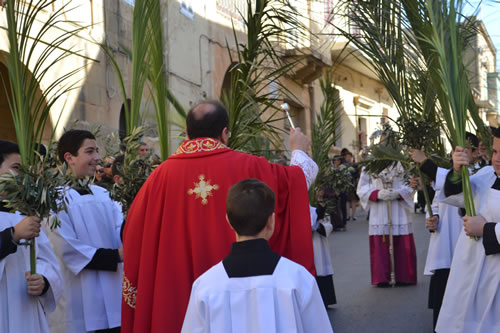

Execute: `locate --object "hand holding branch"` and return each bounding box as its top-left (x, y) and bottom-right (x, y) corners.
top-left (13, 216), bottom-right (41, 242)
top-left (452, 146), bottom-right (469, 173)
top-left (426, 215), bottom-right (439, 231)
top-left (410, 149), bottom-right (427, 164)
top-left (463, 215), bottom-right (486, 237)
top-left (25, 272), bottom-right (46, 296)
top-left (409, 176), bottom-right (421, 190)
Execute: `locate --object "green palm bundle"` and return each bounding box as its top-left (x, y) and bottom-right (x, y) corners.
top-left (224, 0), bottom-right (307, 153)
top-left (334, 0), bottom-right (442, 215)
top-left (359, 124), bottom-right (410, 175)
top-left (109, 127), bottom-right (156, 217)
top-left (2, 0), bottom-right (87, 273)
top-left (415, 0), bottom-right (479, 220)
top-left (0, 149), bottom-right (91, 231)
top-left (309, 73), bottom-right (343, 204)
top-left (315, 164), bottom-right (354, 213)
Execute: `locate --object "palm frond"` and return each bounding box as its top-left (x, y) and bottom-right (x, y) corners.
top-left (309, 72), bottom-right (343, 201)
top-left (5, 0), bottom-right (88, 165)
top-left (224, 0), bottom-right (309, 154)
top-left (334, 0), bottom-right (442, 155)
top-left (101, 1), bottom-right (186, 160)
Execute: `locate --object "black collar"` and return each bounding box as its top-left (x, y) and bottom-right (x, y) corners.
top-left (493, 172), bottom-right (500, 191)
top-left (74, 187), bottom-right (92, 195)
top-left (222, 238), bottom-right (280, 278)
top-left (0, 201), bottom-right (10, 212)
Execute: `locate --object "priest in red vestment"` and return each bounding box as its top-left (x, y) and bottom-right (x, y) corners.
top-left (121, 100), bottom-right (318, 333)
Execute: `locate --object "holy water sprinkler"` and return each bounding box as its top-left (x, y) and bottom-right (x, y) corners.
top-left (281, 103), bottom-right (295, 129)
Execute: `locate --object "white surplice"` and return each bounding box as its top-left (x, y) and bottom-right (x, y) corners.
top-left (0, 212), bottom-right (63, 333)
top-left (181, 257), bottom-right (333, 333)
top-left (357, 164), bottom-right (414, 236)
top-left (436, 166), bottom-right (500, 333)
top-left (45, 185), bottom-right (123, 333)
top-left (310, 206), bottom-right (334, 276)
top-left (423, 168), bottom-right (463, 275)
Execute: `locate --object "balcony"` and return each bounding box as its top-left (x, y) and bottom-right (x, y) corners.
top-left (281, 47), bottom-right (332, 85)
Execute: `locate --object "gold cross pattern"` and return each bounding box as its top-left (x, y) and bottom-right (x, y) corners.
top-left (188, 175), bottom-right (219, 205)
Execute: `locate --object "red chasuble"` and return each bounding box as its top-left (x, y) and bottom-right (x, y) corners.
top-left (121, 138), bottom-right (314, 333)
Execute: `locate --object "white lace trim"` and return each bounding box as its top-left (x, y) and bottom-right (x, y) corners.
top-left (369, 223), bottom-right (413, 236)
top-left (290, 150), bottom-right (318, 189)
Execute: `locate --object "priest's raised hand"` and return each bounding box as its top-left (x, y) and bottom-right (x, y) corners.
top-left (289, 127), bottom-right (310, 152)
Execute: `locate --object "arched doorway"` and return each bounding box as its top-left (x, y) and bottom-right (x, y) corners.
top-left (220, 62), bottom-right (238, 101)
top-left (0, 57), bottom-right (52, 143)
top-left (0, 61), bottom-right (17, 141)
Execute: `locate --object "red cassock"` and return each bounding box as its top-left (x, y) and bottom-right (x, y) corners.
top-left (121, 138), bottom-right (315, 333)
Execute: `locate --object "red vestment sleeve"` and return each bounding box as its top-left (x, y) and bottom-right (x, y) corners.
top-left (121, 139), bottom-right (314, 333)
top-left (369, 189), bottom-right (380, 202)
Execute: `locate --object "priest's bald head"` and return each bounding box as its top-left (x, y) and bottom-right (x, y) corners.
top-left (186, 100), bottom-right (230, 144)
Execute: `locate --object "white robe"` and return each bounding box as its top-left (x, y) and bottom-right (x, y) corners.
top-left (357, 165), bottom-right (414, 235)
top-left (436, 166), bottom-right (500, 333)
top-left (310, 206), bottom-right (334, 276)
top-left (46, 185), bottom-right (124, 333)
top-left (0, 212), bottom-right (63, 333)
top-left (181, 257), bottom-right (333, 333)
top-left (423, 167), bottom-right (463, 275)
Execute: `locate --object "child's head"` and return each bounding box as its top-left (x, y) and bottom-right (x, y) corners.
top-left (111, 154), bottom-right (124, 184)
top-left (0, 140), bottom-right (20, 175)
top-left (344, 151), bottom-right (353, 163)
top-left (332, 155), bottom-right (342, 167)
top-left (226, 179), bottom-right (275, 240)
top-left (57, 130), bottom-right (100, 179)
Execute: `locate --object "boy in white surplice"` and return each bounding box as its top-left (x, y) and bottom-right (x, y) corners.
top-left (46, 130), bottom-right (124, 333)
top-left (182, 178), bottom-right (333, 333)
top-left (435, 127), bottom-right (500, 333)
top-left (0, 140), bottom-right (63, 333)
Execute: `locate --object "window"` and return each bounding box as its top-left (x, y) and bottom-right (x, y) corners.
top-left (180, 0), bottom-right (194, 20)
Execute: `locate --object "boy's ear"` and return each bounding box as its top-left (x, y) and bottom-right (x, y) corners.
top-left (225, 214), bottom-right (234, 231)
top-left (63, 152), bottom-right (75, 165)
top-left (113, 175), bottom-right (122, 184)
top-left (266, 212), bottom-right (275, 235)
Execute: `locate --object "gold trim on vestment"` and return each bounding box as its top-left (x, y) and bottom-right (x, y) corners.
top-left (123, 275), bottom-right (137, 309)
top-left (174, 138), bottom-right (226, 155)
top-left (188, 174), bottom-right (219, 205)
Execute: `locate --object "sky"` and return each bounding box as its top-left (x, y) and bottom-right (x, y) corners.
top-left (469, 1), bottom-right (500, 71)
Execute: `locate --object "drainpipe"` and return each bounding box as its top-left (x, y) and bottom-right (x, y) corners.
top-left (353, 95), bottom-right (359, 156)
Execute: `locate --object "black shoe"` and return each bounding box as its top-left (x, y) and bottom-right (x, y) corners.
top-left (346, 216), bottom-right (351, 221)
top-left (376, 282), bottom-right (390, 288)
top-left (352, 217), bottom-right (357, 221)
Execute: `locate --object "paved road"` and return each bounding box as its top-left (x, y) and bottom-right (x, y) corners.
top-left (327, 208), bottom-right (434, 333)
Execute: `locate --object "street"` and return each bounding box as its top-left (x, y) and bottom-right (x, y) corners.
top-left (327, 207), bottom-right (434, 332)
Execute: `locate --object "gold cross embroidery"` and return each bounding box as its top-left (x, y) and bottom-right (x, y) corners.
top-left (188, 175), bottom-right (219, 205)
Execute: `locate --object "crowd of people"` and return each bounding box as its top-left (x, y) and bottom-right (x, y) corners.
top-left (0, 99), bottom-right (499, 333)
